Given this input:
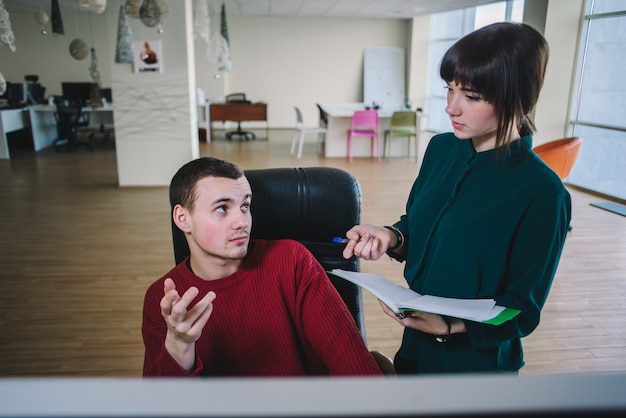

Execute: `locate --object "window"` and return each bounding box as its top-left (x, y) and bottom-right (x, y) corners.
top-left (567, 0), bottom-right (626, 200)
top-left (425, 1), bottom-right (525, 133)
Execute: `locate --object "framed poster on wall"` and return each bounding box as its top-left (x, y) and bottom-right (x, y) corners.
top-left (133, 40), bottom-right (163, 73)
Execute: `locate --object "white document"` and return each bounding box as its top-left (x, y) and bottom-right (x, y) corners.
top-left (330, 269), bottom-right (519, 325)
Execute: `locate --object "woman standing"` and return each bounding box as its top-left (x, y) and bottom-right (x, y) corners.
top-left (342, 22), bottom-right (571, 374)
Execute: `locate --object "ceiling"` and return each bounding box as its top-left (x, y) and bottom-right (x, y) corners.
top-left (2, 0), bottom-right (500, 20)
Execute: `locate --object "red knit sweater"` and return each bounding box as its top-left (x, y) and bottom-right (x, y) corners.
top-left (142, 239), bottom-right (383, 377)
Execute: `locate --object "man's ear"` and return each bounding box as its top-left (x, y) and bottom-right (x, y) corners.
top-left (172, 204), bottom-right (192, 233)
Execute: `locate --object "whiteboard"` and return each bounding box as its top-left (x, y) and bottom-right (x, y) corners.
top-left (363, 47), bottom-right (405, 111)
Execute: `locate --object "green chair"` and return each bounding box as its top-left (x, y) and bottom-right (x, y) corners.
top-left (383, 110), bottom-right (419, 162)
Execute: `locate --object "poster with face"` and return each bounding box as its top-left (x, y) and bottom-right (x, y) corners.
top-left (133, 40), bottom-right (163, 73)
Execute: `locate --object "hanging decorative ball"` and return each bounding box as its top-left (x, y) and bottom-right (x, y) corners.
top-left (79, 0), bottom-right (107, 14)
top-left (124, 0), bottom-right (141, 18)
top-left (35, 9), bottom-right (49, 25)
top-left (69, 38), bottom-right (89, 60)
top-left (35, 9), bottom-right (49, 35)
top-left (139, 0), bottom-right (170, 28)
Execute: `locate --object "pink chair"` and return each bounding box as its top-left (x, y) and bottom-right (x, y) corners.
top-left (347, 109), bottom-right (381, 162)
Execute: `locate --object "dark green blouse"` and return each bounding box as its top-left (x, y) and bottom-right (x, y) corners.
top-left (393, 132), bottom-right (571, 373)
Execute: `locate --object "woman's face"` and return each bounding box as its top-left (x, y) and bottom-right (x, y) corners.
top-left (444, 81), bottom-right (498, 151)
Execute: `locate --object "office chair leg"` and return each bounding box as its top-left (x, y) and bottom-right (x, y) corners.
top-left (297, 132), bottom-right (305, 159)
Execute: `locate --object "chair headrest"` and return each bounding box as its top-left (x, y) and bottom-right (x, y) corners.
top-left (244, 167), bottom-right (361, 242)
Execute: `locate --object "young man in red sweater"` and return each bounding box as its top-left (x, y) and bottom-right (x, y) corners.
top-left (142, 157), bottom-right (383, 377)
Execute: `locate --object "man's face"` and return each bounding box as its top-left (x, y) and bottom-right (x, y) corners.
top-left (180, 176), bottom-right (252, 263)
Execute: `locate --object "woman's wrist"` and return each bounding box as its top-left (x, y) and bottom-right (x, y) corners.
top-left (384, 225), bottom-right (404, 250)
top-left (434, 317), bottom-right (467, 343)
top-left (435, 316), bottom-right (453, 343)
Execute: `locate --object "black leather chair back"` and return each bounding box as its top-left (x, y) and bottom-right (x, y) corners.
top-left (171, 166), bottom-right (366, 341)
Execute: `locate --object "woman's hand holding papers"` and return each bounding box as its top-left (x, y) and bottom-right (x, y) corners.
top-left (379, 301), bottom-right (466, 336)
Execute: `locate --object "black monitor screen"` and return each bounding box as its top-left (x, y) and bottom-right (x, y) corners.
top-left (25, 83), bottom-right (46, 104)
top-left (100, 88), bottom-right (112, 103)
top-left (6, 82), bottom-right (25, 106)
top-left (62, 82), bottom-right (96, 103)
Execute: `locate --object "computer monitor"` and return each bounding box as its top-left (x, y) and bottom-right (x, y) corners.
top-left (5, 82), bottom-right (24, 106)
top-left (4, 82), bottom-right (45, 106)
top-left (25, 83), bottom-right (46, 104)
top-left (61, 82), bottom-right (97, 104)
top-left (100, 88), bottom-right (112, 103)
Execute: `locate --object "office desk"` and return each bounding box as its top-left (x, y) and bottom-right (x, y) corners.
top-left (317, 103), bottom-right (421, 159)
top-left (207, 102), bottom-right (268, 141)
top-left (0, 105), bottom-right (114, 159)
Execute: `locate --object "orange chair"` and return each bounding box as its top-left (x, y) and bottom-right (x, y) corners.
top-left (532, 137), bottom-right (582, 180)
top-left (347, 109), bottom-right (381, 162)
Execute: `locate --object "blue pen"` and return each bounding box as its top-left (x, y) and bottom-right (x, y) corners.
top-left (332, 237), bottom-right (349, 244)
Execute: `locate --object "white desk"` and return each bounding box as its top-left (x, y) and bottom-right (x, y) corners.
top-left (0, 108), bottom-right (28, 159)
top-left (317, 103), bottom-right (420, 159)
top-left (0, 105), bottom-right (114, 159)
top-left (1, 373), bottom-right (626, 416)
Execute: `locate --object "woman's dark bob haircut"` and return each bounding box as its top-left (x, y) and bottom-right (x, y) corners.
top-left (440, 22), bottom-right (549, 154)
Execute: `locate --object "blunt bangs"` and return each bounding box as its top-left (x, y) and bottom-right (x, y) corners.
top-left (439, 29), bottom-right (508, 104)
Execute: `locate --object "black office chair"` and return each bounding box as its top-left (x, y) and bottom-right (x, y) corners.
top-left (53, 98), bottom-right (93, 152)
top-left (224, 92), bottom-right (255, 141)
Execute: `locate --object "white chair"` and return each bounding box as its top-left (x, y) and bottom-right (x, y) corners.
top-left (290, 106), bottom-right (327, 159)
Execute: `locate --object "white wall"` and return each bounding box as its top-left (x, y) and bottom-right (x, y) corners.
top-left (195, 16), bottom-right (411, 128)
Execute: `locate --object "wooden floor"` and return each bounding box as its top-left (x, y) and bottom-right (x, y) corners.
top-left (0, 128), bottom-right (625, 377)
